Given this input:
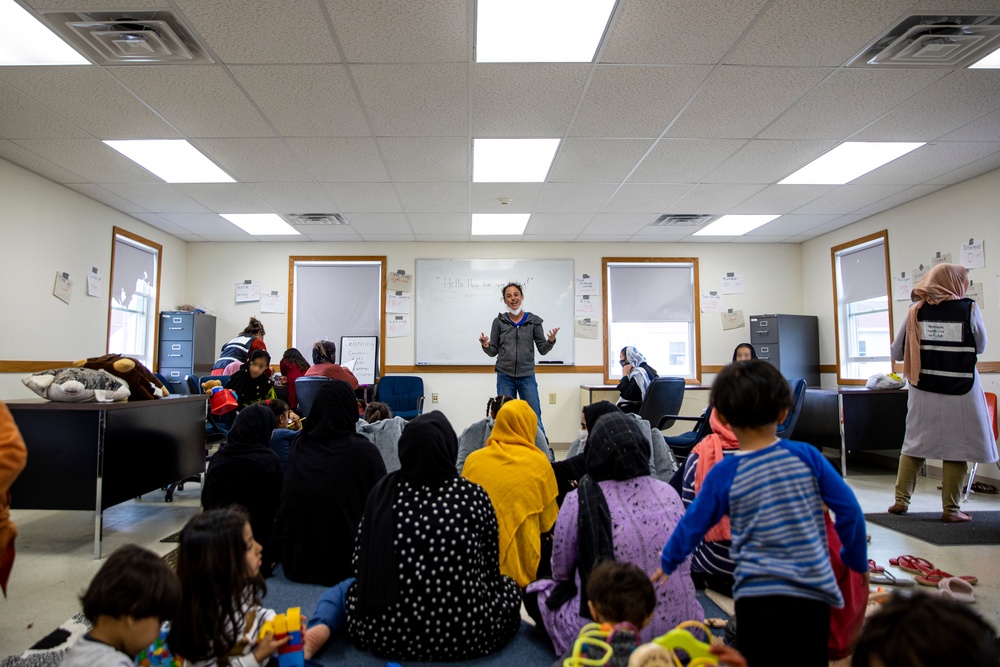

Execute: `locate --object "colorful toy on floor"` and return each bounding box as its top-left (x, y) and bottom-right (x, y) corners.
top-left (136, 623), bottom-right (182, 666)
top-left (259, 607), bottom-right (304, 667)
top-left (650, 620), bottom-right (718, 666)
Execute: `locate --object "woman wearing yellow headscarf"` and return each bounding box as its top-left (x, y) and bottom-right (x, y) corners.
top-left (463, 399), bottom-right (558, 587)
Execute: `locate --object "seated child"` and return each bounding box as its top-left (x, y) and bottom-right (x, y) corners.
top-left (62, 544), bottom-right (181, 667)
top-left (654, 360), bottom-right (868, 667)
top-left (265, 398), bottom-right (301, 471)
top-left (355, 401), bottom-right (407, 473)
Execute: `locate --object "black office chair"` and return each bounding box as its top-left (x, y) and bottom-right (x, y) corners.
top-left (776, 378), bottom-right (808, 440)
top-left (638, 377), bottom-right (686, 430)
top-left (660, 405), bottom-right (714, 464)
top-left (295, 377), bottom-right (331, 417)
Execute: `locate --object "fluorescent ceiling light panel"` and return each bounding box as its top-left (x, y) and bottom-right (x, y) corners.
top-left (103, 140), bottom-right (235, 183)
top-left (471, 213), bottom-right (530, 235)
top-left (473, 138), bottom-right (560, 182)
top-left (693, 214), bottom-right (781, 237)
top-left (0, 0), bottom-right (89, 65)
top-left (970, 46), bottom-right (1000, 68)
top-left (476, 0), bottom-right (616, 62)
top-left (221, 214), bottom-right (300, 236)
top-left (779, 142), bottom-right (925, 185)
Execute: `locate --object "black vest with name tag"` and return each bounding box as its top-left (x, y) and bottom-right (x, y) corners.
top-left (915, 298), bottom-right (977, 395)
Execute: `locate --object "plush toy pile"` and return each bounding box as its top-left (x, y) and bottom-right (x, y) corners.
top-left (22, 367), bottom-right (131, 403)
top-left (72, 354), bottom-right (169, 401)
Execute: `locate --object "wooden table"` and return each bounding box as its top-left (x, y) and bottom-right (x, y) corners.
top-left (7, 395), bottom-right (207, 558)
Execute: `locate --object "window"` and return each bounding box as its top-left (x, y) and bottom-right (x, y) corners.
top-left (107, 228), bottom-right (162, 369)
top-left (831, 231), bottom-right (893, 384)
top-left (603, 258), bottom-right (700, 383)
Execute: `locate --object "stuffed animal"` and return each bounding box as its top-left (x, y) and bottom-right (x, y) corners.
top-left (202, 379), bottom-right (223, 393)
top-left (22, 368), bottom-right (131, 402)
top-left (73, 354), bottom-right (168, 401)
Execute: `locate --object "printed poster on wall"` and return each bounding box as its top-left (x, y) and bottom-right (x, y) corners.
top-left (893, 273), bottom-right (913, 301)
top-left (967, 282), bottom-right (984, 309)
top-left (387, 315), bottom-right (411, 338)
top-left (721, 273), bottom-right (744, 294)
top-left (575, 294), bottom-right (598, 316)
top-left (960, 239), bottom-right (985, 269)
top-left (53, 271), bottom-right (72, 304)
top-left (87, 267), bottom-right (102, 297)
top-left (912, 264), bottom-right (928, 283)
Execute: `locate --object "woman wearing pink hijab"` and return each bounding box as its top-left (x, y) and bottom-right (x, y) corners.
top-left (888, 263), bottom-right (996, 522)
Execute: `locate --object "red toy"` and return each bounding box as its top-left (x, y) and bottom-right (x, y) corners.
top-left (259, 607), bottom-right (304, 667)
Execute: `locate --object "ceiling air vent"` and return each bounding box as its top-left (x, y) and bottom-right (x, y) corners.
top-left (286, 213), bottom-right (349, 226)
top-left (847, 15), bottom-right (1000, 68)
top-left (650, 214), bottom-right (715, 227)
top-left (40, 11), bottom-right (212, 64)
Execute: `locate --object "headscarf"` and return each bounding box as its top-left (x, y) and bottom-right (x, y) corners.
top-left (302, 380), bottom-right (359, 440)
top-left (732, 343), bottom-right (757, 362)
top-left (583, 401), bottom-right (621, 435)
top-left (355, 411), bottom-right (458, 614)
top-left (224, 349), bottom-right (273, 405)
top-left (903, 263), bottom-right (969, 385)
top-left (0, 402), bottom-right (28, 597)
top-left (219, 404), bottom-right (275, 453)
top-left (462, 400), bottom-right (558, 587)
top-left (549, 412), bottom-right (651, 617)
top-left (623, 346), bottom-right (652, 398)
top-left (691, 408), bottom-right (740, 543)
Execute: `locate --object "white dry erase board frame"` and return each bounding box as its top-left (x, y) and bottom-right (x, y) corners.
top-left (415, 259), bottom-right (575, 366)
top-left (340, 336), bottom-right (378, 385)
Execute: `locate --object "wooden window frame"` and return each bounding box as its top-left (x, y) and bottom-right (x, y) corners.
top-left (107, 226), bottom-right (163, 370)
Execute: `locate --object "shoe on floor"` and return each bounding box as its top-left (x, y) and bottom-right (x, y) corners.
top-left (942, 511), bottom-right (972, 523)
top-left (887, 503), bottom-right (908, 515)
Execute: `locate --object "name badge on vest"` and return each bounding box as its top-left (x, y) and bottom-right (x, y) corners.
top-left (919, 321), bottom-right (963, 342)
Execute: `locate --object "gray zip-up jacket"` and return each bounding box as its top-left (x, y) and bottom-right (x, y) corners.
top-left (481, 312), bottom-right (555, 377)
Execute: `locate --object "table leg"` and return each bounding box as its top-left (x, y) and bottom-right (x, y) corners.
top-left (838, 394), bottom-right (847, 478)
top-left (94, 410), bottom-right (106, 559)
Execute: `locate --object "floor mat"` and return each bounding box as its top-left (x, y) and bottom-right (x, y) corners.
top-left (865, 511), bottom-right (1000, 546)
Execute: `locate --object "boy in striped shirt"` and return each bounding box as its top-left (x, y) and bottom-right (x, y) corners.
top-left (652, 360), bottom-right (868, 666)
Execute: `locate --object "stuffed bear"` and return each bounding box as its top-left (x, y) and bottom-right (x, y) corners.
top-left (73, 354), bottom-right (168, 401)
top-left (201, 379), bottom-right (223, 393)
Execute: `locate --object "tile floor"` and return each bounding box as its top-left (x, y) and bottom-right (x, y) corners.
top-left (2, 464), bottom-right (999, 659)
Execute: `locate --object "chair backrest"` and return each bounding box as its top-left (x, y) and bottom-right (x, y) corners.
top-left (776, 378), bottom-right (808, 439)
top-left (376, 376), bottom-right (425, 419)
top-left (295, 377), bottom-right (331, 417)
top-left (986, 392), bottom-right (998, 440)
top-left (639, 377), bottom-right (686, 429)
top-left (185, 374), bottom-right (201, 394)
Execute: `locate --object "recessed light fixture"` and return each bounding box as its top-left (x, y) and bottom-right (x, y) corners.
top-left (779, 142), bottom-right (925, 185)
top-left (475, 0), bottom-right (616, 63)
top-left (0, 0), bottom-right (89, 65)
top-left (471, 213), bottom-right (530, 235)
top-left (473, 138), bottom-right (560, 182)
top-left (103, 140), bottom-right (235, 183)
top-left (221, 214), bottom-right (300, 236)
top-left (970, 45), bottom-right (1000, 68)
top-left (693, 214), bottom-right (781, 236)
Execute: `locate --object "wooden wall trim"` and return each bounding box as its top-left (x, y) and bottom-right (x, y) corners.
top-left (0, 361), bottom-right (75, 373)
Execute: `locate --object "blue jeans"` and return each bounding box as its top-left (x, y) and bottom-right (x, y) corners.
top-left (496, 371), bottom-right (545, 434)
top-left (308, 577), bottom-right (355, 632)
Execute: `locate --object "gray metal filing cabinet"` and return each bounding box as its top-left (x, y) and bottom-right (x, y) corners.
top-left (158, 312), bottom-right (216, 392)
top-left (749, 314), bottom-right (820, 386)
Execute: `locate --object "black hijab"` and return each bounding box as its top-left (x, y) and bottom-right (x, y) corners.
top-left (225, 349), bottom-right (273, 405)
top-left (582, 400), bottom-right (619, 434)
top-left (302, 380), bottom-right (358, 441)
top-left (355, 411), bottom-right (458, 614)
top-left (221, 404), bottom-right (276, 454)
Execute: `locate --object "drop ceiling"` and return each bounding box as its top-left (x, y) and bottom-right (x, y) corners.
top-left (2, 0), bottom-right (1000, 243)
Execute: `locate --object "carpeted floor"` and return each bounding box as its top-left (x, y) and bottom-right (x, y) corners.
top-left (865, 511), bottom-right (1000, 546)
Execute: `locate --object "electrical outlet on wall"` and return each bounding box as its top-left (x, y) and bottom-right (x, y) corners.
top-left (431, 393), bottom-right (439, 403)
top-left (549, 393), bottom-right (557, 404)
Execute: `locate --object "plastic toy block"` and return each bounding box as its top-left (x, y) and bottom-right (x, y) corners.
top-left (273, 614), bottom-right (289, 636)
top-left (277, 652), bottom-right (305, 667)
top-left (287, 607), bottom-right (302, 631)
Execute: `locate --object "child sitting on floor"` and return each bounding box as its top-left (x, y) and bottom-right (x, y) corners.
top-left (62, 544), bottom-right (181, 667)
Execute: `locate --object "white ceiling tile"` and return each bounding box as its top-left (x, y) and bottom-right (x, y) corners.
top-left (792, 184), bottom-right (911, 215)
top-left (0, 140), bottom-right (88, 183)
top-left (324, 0), bottom-right (468, 63)
top-left (729, 185), bottom-right (837, 214)
top-left (802, 215), bottom-right (868, 238)
top-left (158, 213), bottom-right (244, 234)
top-left (549, 138), bottom-right (655, 183)
top-left (473, 65), bottom-right (589, 137)
top-left (245, 182), bottom-right (338, 212)
top-left (923, 152), bottom-right (1000, 186)
top-left (407, 213), bottom-right (468, 235)
top-left (760, 69), bottom-right (946, 140)
top-left (321, 182), bottom-right (402, 212)
top-left (304, 230), bottom-right (364, 242)
top-left (582, 213), bottom-right (655, 236)
top-left (110, 67), bottom-right (274, 138)
top-left (255, 234), bottom-right (311, 242)
top-left (377, 137), bottom-right (467, 182)
top-left (174, 184), bottom-right (271, 212)
top-left (358, 233), bottom-right (416, 241)
top-left (127, 213), bottom-right (194, 237)
top-left (352, 64), bottom-right (467, 136)
top-left (101, 184), bottom-right (210, 213)
top-left (703, 140), bottom-right (838, 184)
top-left (628, 139), bottom-right (746, 183)
top-left (851, 185), bottom-right (948, 216)
top-left (191, 138), bottom-right (313, 183)
top-left (198, 235), bottom-right (259, 242)
top-left (525, 213), bottom-right (593, 235)
top-left (630, 226), bottom-right (695, 240)
top-left (600, 184), bottom-right (690, 213)
top-left (850, 71), bottom-right (1000, 142)
top-left (667, 66), bottom-right (831, 139)
top-left (173, 0), bottom-right (340, 64)
top-left (291, 224), bottom-right (358, 238)
top-left (395, 182), bottom-right (468, 213)
top-left (939, 109), bottom-right (1000, 143)
top-left (0, 68), bottom-right (180, 139)
top-left (600, 0), bottom-right (768, 65)
top-left (577, 235), bottom-right (632, 243)
top-left (534, 183), bottom-right (617, 213)
top-left (666, 183), bottom-right (767, 213)
top-left (175, 234), bottom-right (207, 242)
top-left (0, 82), bottom-right (89, 139)
top-left (522, 234), bottom-right (580, 242)
top-left (12, 138), bottom-right (159, 182)
top-left (571, 66), bottom-right (712, 137)
top-left (345, 213), bottom-right (413, 236)
top-left (723, 0), bottom-right (917, 66)
top-left (853, 142), bottom-right (1000, 186)
top-left (472, 183), bottom-right (543, 213)
top-left (64, 184), bottom-right (148, 213)
top-left (229, 65), bottom-right (370, 137)
top-left (732, 235), bottom-right (792, 243)
top-left (744, 214), bottom-right (841, 236)
top-left (286, 138), bottom-right (389, 182)
top-left (414, 234), bottom-right (471, 242)
top-left (26, 0), bottom-right (164, 9)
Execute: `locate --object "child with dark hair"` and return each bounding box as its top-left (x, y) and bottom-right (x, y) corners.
top-left (853, 592), bottom-right (1000, 667)
top-left (304, 340), bottom-right (359, 389)
top-left (653, 360), bottom-right (868, 667)
top-left (62, 544), bottom-right (181, 667)
top-left (264, 398), bottom-right (300, 472)
top-left (279, 348), bottom-right (310, 412)
top-left (362, 401), bottom-right (392, 423)
top-left (732, 343), bottom-right (756, 362)
top-left (225, 349), bottom-right (276, 408)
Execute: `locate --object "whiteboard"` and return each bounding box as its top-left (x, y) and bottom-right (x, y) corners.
top-left (340, 336), bottom-right (378, 385)
top-left (415, 259), bottom-right (575, 365)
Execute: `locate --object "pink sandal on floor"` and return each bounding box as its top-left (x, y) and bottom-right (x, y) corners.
top-left (889, 555), bottom-right (934, 574)
top-left (914, 569), bottom-right (978, 587)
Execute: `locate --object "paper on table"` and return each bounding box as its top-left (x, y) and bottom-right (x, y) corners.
top-left (931, 252), bottom-right (951, 266)
top-left (700, 291), bottom-right (724, 313)
top-left (388, 271), bottom-right (412, 292)
top-left (960, 239), bottom-right (985, 269)
top-left (235, 281), bottom-right (260, 303)
top-left (87, 267), bottom-right (102, 297)
top-left (575, 317), bottom-right (599, 339)
top-left (576, 274), bottom-right (599, 295)
top-left (387, 315), bottom-right (411, 338)
top-left (721, 309), bottom-right (745, 331)
top-left (386, 291), bottom-right (411, 314)
top-left (53, 271), bottom-right (72, 304)
top-left (261, 290), bottom-right (285, 313)
top-left (893, 273), bottom-right (913, 301)
top-left (968, 282), bottom-right (984, 309)
top-left (575, 294), bottom-right (598, 316)
top-left (721, 273), bottom-right (744, 294)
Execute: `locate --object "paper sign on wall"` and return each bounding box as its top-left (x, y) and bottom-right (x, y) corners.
top-left (960, 238), bottom-right (985, 269)
top-left (87, 267), bottom-right (102, 297)
top-left (700, 291), bottom-right (724, 313)
top-left (575, 317), bottom-right (599, 339)
top-left (387, 315), bottom-right (411, 338)
top-left (968, 282), bottom-right (984, 309)
top-left (721, 273), bottom-right (744, 294)
top-left (575, 294), bottom-right (598, 316)
top-left (721, 309), bottom-right (746, 331)
top-left (912, 264), bottom-right (928, 284)
top-left (894, 273), bottom-right (913, 301)
top-left (388, 270), bottom-right (412, 292)
top-left (261, 290), bottom-right (285, 313)
top-left (235, 280), bottom-right (260, 303)
top-left (931, 251), bottom-right (951, 266)
top-left (53, 271), bottom-right (72, 304)
top-left (576, 274), bottom-right (599, 295)
top-left (386, 291), bottom-right (411, 314)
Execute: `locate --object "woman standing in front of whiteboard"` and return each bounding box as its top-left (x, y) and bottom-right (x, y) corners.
top-left (479, 282), bottom-right (559, 433)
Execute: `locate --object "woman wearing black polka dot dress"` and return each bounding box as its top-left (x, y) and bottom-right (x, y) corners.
top-left (343, 411), bottom-right (522, 661)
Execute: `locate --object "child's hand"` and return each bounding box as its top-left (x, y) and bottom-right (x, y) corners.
top-left (253, 629), bottom-right (290, 662)
top-left (288, 412), bottom-right (302, 430)
top-left (710, 644), bottom-right (747, 667)
top-left (649, 567), bottom-right (670, 586)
